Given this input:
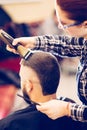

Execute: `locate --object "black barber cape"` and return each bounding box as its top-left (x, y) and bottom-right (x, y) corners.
top-left (0, 104), bottom-right (81, 130)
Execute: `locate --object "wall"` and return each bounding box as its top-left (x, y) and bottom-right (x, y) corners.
top-left (2, 0), bottom-right (55, 23)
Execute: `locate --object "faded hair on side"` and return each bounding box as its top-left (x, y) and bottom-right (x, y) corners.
top-left (21, 51), bottom-right (60, 95)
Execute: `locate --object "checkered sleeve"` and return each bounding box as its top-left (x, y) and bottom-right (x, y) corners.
top-left (34, 35), bottom-right (85, 57)
top-left (71, 103), bottom-right (87, 122)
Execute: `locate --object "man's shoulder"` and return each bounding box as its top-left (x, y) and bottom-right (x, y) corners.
top-left (0, 105), bottom-right (75, 130)
top-left (2, 105), bottom-right (40, 120)
top-left (0, 105), bottom-right (70, 130)
top-left (0, 105), bottom-right (46, 130)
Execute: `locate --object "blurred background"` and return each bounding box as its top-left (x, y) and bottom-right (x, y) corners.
top-left (0, 0), bottom-right (81, 119)
top-left (2, 0), bottom-right (55, 23)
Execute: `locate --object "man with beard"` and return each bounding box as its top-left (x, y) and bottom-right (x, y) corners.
top-left (0, 51), bottom-right (81, 130)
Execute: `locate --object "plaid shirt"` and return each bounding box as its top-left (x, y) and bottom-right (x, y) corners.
top-left (33, 35), bottom-right (87, 122)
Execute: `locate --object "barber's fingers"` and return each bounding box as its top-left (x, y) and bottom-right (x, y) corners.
top-left (6, 45), bottom-right (17, 54)
top-left (12, 37), bottom-right (31, 47)
top-left (6, 37), bottom-right (26, 54)
top-left (36, 103), bottom-right (48, 112)
top-left (12, 38), bottom-right (23, 46)
top-left (36, 104), bottom-right (56, 120)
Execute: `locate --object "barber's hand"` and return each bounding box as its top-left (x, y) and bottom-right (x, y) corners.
top-left (36, 99), bottom-right (71, 120)
top-left (6, 37), bottom-right (36, 54)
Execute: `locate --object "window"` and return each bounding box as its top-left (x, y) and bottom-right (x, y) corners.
top-left (0, 0), bottom-right (41, 4)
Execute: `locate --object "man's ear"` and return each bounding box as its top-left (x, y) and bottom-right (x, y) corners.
top-left (25, 80), bottom-right (33, 93)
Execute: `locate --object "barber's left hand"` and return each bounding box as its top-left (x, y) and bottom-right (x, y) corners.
top-left (36, 99), bottom-right (71, 120)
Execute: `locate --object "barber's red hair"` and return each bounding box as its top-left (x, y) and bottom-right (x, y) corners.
top-left (56, 0), bottom-right (87, 22)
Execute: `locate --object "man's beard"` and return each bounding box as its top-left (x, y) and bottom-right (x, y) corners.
top-left (22, 88), bottom-right (32, 104)
top-left (22, 87), bottom-right (40, 105)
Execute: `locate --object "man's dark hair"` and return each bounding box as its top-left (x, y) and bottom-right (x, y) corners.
top-left (21, 51), bottom-right (60, 95)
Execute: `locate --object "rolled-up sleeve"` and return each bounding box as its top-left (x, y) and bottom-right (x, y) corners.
top-left (71, 103), bottom-right (87, 122)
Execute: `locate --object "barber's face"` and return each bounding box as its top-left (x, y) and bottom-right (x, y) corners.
top-left (55, 4), bottom-right (87, 38)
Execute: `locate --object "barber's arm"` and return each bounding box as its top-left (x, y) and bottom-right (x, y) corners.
top-left (6, 35), bottom-right (85, 57)
top-left (6, 36), bottom-right (36, 54)
top-left (70, 103), bottom-right (87, 122)
top-left (36, 99), bottom-right (87, 122)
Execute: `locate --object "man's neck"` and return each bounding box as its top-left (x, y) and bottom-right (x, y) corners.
top-left (34, 93), bottom-right (56, 103)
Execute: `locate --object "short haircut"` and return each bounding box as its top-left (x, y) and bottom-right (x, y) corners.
top-left (21, 51), bottom-right (60, 95)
